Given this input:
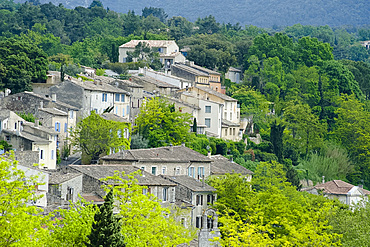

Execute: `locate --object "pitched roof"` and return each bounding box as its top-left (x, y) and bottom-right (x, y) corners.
top-left (69, 165), bottom-right (176, 186)
top-left (68, 78), bottom-right (130, 94)
top-left (22, 92), bottom-right (79, 110)
top-left (119, 40), bottom-right (177, 48)
top-left (172, 63), bottom-right (209, 77)
top-left (190, 64), bottom-right (221, 75)
top-left (210, 155), bottom-right (253, 175)
top-left (81, 193), bottom-right (105, 203)
top-left (49, 171), bottom-right (82, 184)
top-left (0, 109), bottom-right (11, 121)
top-left (101, 145), bottom-right (212, 163)
top-left (222, 119), bottom-right (240, 127)
top-left (194, 86), bottom-right (237, 102)
top-left (2, 129), bottom-right (50, 144)
top-left (39, 108), bottom-right (68, 116)
top-left (100, 113), bottom-right (129, 123)
top-left (161, 175), bottom-right (216, 192)
top-left (315, 180), bottom-right (370, 195)
top-left (228, 67), bottom-right (241, 72)
top-left (23, 121), bottom-right (58, 135)
top-left (132, 75), bottom-right (179, 89)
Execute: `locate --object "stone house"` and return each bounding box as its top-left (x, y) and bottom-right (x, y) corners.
top-left (179, 92), bottom-right (223, 137)
top-left (0, 91), bottom-right (78, 122)
top-left (143, 69), bottom-right (193, 89)
top-left (119, 40), bottom-right (186, 66)
top-left (160, 175), bottom-right (216, 228)
top-left (0, 109), bottom-right (58, 169)
top-left (177, 86), bottom-right (242, 141)
top-left (100, 145), bottom-right (213, 179)
top-left (48, 170), bottom-right (83, 205)
top-left (38, 107), bottom-right (76, 151)
top-left (68, 164), bottom-right (176, 207)
top-left (305, 180), bottom-right (370, 206)
top-left (171, 63), bottom-right (210, 88)
top-left (34, 77), bottom-right (130, 120)
top-left (185, 61), bottom-right (222, 93)
top-left (130, 74), bottom-right (179, 97)
top-left (95, 76), bottom-right (144, 122)
top-left (225, 67), bottom-right (242, 84)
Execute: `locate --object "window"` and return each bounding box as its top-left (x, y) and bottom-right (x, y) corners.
top-left (143, 188), bottom-right (151, 195)
top-left (117, 130), bottom-right (122, 138)
top-left (121, 94), bottom-right (125, 102)
top-left (162, 167), bottom-right (166, 175)
top-left (163, 187), bottom-right (168, 202)
top-left (14, 122), bottom-right (17, 130)
top-left (181, 218), bottom-right (186, 227)
top-left (51, 150), bottom-right (54, 160)
top-left (6, 136), bottom-right (10, 141)
top-left (188, 167), bottom-right (195, 178)
top-left (102, 93), bottom-right (108, 102)
top-left (196, 216), bottom-right (203, 228)
top-left (224, 129), bottom-right (227, 136)
top-left (122, 108), bottom-right (125, 117)
top-left (115, 106), bottom-right (118, 115)
top-left (140, 166), bottom-right (145, 171)
top-left (198, 167), bottom-right (204, 179)
top-left (151, 166), bottom-right (157, 175)
top-left (69, 111), bottom-right (74, 119)
top-left (233, 128), bottom-right (236, 136)
top-left (196, 194), bottom-right (204, 206)
top-left (205, 118), bottom-right (211, 128)
top-left (115, 94), bottom-right (120, 101)
top-left (40, 150), bottom-right (44, 160)
top-left (205, 106), bottom-right (211, 113)
top-left (230, 112), bottom-right (232, 120)
top-left (207, 194), bottom-right (214, 204)
top-left (224, 112), bottom-right (227, 119)
top-left (64, 123), bottom-right (68, 133)
top-left (175, 167), bottom-right (180, 175)
top-left (55, 122), bottom-right (60, 132)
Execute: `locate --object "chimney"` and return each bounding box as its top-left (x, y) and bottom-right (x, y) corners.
top-left (34, 119), bottom-right (39, 127)
top-left (51, 93), bottom-right (57, 102)
top-left (5, 88), bottom-right (11, 96)
top-left (322, 176), bottom-right (325, 184)
top-left (230, 157), bottom-right (233, 163)
top-left (185, 60), bottom-right (190, 66)
top-left (181, 142), bottom-right (185, 147)
top-left (359, 184), bottom-right (364, 189)
top-left (169, 143), bottom-right (173, 152)
top-left (207, 151), bottom-right (211, 158)
top-left (190, 61), bottom-right (194, 67)
top-left (40, 101), bottom-right (43, 109)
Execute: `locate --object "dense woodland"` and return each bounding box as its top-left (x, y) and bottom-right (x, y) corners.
top-left (11, 0), bottom-right (370, 27)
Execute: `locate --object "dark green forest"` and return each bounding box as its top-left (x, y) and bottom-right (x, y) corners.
top-left (0, 0), bottom-right (370, 191)
top-left (12, 0), bottom-right (370, 27)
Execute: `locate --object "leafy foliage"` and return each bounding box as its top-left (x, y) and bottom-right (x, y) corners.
top-left (209, 161), bottom-right (342, 246)
top-left (70, 111), bottom-right (131, 164)
top-left (103, 170), bottom-right (195, 246)
top-left (134, 97), bottom-right (191, 147)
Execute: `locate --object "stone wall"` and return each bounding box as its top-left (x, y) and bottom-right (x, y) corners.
top-left (15, 150), bottom-right (39, 167)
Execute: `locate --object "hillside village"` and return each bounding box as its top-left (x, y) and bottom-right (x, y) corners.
top-left (1, 38), bottom-right (370, 246)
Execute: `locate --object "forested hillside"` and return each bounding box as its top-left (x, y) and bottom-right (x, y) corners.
top-left (13, 0), bottom-right (370, 27)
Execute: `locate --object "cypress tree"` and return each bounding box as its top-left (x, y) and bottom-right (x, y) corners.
top-left (87, 188), bottom-right (125, 247)
top-left (192, 118), bottom-right (197, 133)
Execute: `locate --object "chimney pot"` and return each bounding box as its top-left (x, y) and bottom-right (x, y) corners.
top-left (51, 93), bottom-right (57, 102)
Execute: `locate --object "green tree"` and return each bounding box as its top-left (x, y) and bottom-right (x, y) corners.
top-left (70, 111), bottom-right (131, 164)
top-left (47, 199), bottom-right (97, 247)
top-left (0, 152), bottom-right (49, 246)
top-left (142, 7), bottom-right (168, 23)
top-left (331, 94), bottom-right (370, 187)
top-left (283, 102), bottom-right (326, 156)
top-left (87, 188), bottom-right (125, 247)
top-left (130, 134), bottom-right (149, 149)
top-left (134, 97), bottom-right (191, 147)
top-left (0, 38), bottom-right (48, 93)
top-left (209, 162), bottom-right (341, 246)
top-left (103, 170), bottom-right (195, 246)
